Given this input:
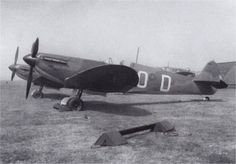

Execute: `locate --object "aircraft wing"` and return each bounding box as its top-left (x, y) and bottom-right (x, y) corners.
top-left (64, 65), bottom-right (139, 93)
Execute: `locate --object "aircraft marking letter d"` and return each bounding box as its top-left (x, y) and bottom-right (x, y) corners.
top-left (160, 74), bottom-right (171, 92)
top-left (137, 71), bottom-right (148, 88)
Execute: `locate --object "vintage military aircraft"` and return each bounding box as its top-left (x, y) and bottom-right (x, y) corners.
top-left (22, 38), bottom-right (227, 111)
top-left (8, 47), bottom-right (64, 98)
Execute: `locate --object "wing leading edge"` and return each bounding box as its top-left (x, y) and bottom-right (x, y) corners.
top-left (64, 65), bottom-right (139, 93)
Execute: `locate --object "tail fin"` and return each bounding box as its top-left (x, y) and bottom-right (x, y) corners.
top-left (194, 61), bottom-right (228, 89)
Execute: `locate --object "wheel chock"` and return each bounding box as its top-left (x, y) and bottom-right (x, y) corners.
top-left (152, 120), bottom-right (175, 132)
top-left (94, 131), bottom-right (127, 146)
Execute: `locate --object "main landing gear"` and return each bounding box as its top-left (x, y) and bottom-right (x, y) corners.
top-left (60, 89), bottom-right (84, 111)
top-left (31, 86), bottom-right (44, 98)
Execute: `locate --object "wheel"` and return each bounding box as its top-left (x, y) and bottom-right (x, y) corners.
top-left (68, 97), bottom-right (84, 111)
top-left (203, 96), bottom-right (210, 101)
top-left (31, 89), bottom-right (43, 98)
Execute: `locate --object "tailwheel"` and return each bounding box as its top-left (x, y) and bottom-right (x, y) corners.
top-left (31, 89), bottom-right (43, 98)
top-left (203, 96), bottom-right (210, 101)
top-left (68, 97), bottom-right (84, 111)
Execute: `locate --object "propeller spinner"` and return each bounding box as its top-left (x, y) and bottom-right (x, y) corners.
top-left (23, 38), bottom-right (39, 99)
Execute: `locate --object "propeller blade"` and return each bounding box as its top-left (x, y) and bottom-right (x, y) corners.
top-left (26, 67), bottom-right (33, 99)
top-left (10, 47), bottom-right (19, 81)
top-left (14, 47), bottom-right (19, 65)
top-left (31, 38), bottom-right (39, 57)
top-left (11, 70), bottom-right (16, 81)
top-left (25, 38), bottom-right (39, 98)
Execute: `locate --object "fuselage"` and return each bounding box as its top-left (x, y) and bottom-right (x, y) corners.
top-left (128, 63), bottom-right (216, 95)
top-left (28, 53), bottom-right (216, 95)
top-left (8, 64), bottom-right (38, 81)
top-left (8, 63), bottom-right (62, 89)
top-left (34, 53), bottom-right (106, 84)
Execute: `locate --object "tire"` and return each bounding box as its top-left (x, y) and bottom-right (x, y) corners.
top-left (31, 90), bottom-right (43, 98)
top-left (76, 99), bottom-right (84, 111)
top-left (68, 97), bottom-right (84, 111)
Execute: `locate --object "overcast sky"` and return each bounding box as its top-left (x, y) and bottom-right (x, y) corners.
top-left (0, 0), bottom-right (235, 80)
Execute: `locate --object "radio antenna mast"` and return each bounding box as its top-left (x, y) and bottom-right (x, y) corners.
top-left (136, 47), bottom-right (140, 64)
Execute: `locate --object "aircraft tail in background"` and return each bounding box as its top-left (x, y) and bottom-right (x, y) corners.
top-left (194, 61), bottom-right (228, 89)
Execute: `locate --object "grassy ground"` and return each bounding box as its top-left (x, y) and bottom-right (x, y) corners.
top-left (0, 80), bottom-right (235, 163)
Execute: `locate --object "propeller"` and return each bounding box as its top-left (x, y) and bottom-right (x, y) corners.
top-left (23, 38), bottom-right (39, 99)
top-left (10, 47), bottom-right (19, 81)
top-left (26, 67), bottom-right (34, 99)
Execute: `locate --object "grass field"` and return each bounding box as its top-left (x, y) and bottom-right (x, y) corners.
top-left (0, 80), bottom-right (235, 163)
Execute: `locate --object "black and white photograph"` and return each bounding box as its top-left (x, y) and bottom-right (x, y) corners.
top-left (0, 0), bottom-right (235, 163)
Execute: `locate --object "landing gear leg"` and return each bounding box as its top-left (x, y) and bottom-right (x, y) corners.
top-left (72, 89), bottom-right (78, 96)
top-left (31, 86), bottom-right (44, 98)
top-left (60, 89), bottom-right (84, 111)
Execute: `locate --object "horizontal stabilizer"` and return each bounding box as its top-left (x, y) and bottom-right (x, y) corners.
top-left (64, 65), bottom-right (139, 92)
top-left (194, 80), bottom-right (228, 89)
top-left (194, 61), bottom-right (228, 89)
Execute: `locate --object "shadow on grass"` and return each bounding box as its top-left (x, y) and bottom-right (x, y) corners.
top-left (53, 98), bottom-right (224, 116)
top-left (42, 93), bottom-right (69, 100)
top-left (84, 99), bottom-right (223, 116)
top-left (85, 101), bottom-right (152, 116)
